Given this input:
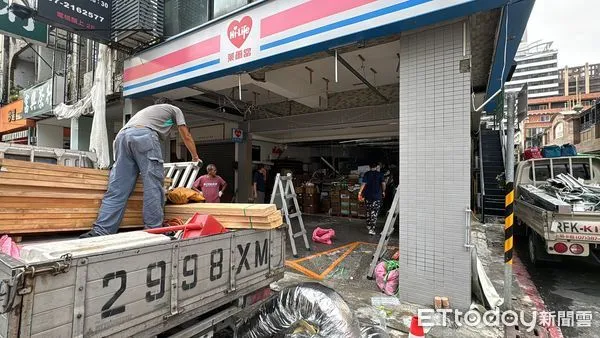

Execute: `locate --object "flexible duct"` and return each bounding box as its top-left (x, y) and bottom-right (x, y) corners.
top-left (239, 282), bottom-right (389, 338)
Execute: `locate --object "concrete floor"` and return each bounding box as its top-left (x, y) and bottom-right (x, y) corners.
top-left (277, 214), bottom-right (514, 337)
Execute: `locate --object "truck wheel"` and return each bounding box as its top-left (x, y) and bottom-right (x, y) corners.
top-left (528, 232), bottom-right (543, 266)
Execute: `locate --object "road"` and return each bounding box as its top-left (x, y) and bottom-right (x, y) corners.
top-left (515, 240), bottom-right (600, 337)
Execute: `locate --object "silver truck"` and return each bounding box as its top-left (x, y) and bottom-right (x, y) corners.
top-left (0, 228), bottom-right (285, 337)
top-left (0, 143), bottom-right (285, 337)
top-left (515, 156), bottom-right (600, 265)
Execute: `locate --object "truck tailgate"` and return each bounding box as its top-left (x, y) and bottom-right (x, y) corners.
top-left (552, 215), bottom-right (600, 242)
top-left (0, 228), bottom-right (285, 337)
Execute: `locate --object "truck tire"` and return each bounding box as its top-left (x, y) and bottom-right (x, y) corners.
top-left (528, 231), bottom-right (544, 266)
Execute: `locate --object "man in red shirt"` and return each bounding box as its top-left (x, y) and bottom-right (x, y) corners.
top-left (193, 164), bottom-right (227, 203)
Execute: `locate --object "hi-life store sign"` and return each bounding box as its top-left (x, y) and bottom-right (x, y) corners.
top-left (123, 0), bottom-right (480, 97)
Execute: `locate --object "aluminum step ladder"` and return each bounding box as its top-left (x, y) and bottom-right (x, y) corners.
top-left (163, 161), bottom-right (203, 189)
top-left (270, 173), bottom-right (311, 258)
top-left (366, 187), bottom-right (399, 279)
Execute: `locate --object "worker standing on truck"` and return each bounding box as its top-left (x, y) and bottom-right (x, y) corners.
top-left (192, 164), bottom-right (228, 203)
top-left (359, 163), bottom-right (386, 235)
top-left (80, 98), bottom-right (202, 238)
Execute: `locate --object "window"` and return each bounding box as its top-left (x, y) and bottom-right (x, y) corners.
top-left (213, 0), bottom-right (250, 18)
top-left (164, 0), bottom-right (251, 37)
top-left (554, 122), bottom-right (564, 139)
top-left (164, 0), bottom-right (210, 37)
top-left (529, 163), bottom-right (591, 181)
top-left (540, 115), bottom-right (551, 122)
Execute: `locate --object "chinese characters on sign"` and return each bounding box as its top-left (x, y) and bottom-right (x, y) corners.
top-left (7, 109), bottom-right (21, 122)
top-left (22, 79), bottom-right (53, 119)
top-left (37, 0), bottom-right (111, 41)
top-left (228, 48), bottom-right (252, 62)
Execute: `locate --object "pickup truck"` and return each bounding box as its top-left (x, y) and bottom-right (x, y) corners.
top-left (0, 143), bottom-right (285, 337)
top-left (514, 156), bottom-right (600, 265)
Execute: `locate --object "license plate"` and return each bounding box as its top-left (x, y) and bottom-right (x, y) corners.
top-left (555, 233), bottom-right (600, 242)
top-left (553, 221), bottom-right (600, 235)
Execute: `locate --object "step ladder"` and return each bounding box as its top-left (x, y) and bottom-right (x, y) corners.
top-left (270, 173), bottom-right (311, 257)
top-left (366, 188), bottom-right (400, 279)
top-left (163, 162), bottom-right (203, 189)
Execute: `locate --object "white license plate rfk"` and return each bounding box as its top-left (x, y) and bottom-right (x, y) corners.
top-left (554, 221), bottom-right (600, 234)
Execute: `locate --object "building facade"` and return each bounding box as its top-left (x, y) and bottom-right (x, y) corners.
top-left (505, 40), bottom-right (559, 99)
top-left (560, 63), bottom-right (600, 96)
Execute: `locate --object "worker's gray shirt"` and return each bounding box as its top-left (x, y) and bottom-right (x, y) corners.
top-left (123, 104), bottom-right (186, 140)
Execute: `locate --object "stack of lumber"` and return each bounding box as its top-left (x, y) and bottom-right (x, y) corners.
top-left (0, 159), bottom-right (170, 234)
top-left (165, 203), bottom-right (283, 229)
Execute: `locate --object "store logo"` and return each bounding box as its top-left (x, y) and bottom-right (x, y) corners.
top-left (228, 16), bottom-right (252, 48)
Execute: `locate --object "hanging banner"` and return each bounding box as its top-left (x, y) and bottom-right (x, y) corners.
top-left (0, 0), bottom-right (47, 43)
top-left (22, 79), bottom-right (53, 118)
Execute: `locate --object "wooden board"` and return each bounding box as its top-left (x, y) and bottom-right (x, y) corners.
top-left (0, 186), bottom-right (144, 200)
top-left (164, 203), bottom-right (277, 217)
top-left (165, 212), bottom-right (282, 224)
top-left (0, 197), bottom-right (143, 209)
top-left (0, 218), bottom-right (143, 233)
top-left (0, 158), bottom-right (109, 176)
top-left (219, 218), bottom-right (282, 230)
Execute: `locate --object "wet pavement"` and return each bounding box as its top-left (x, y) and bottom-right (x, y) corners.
top-left (514, 237), bottom-right (600, 338)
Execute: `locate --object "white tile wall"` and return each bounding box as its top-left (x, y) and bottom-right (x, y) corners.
top-left (398, 22), bottom-right (472, 310)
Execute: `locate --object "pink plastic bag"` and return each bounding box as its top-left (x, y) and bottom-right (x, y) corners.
top-left (375, 261), bottom-right (399, 296)
top-left (0, 235), bottom-right (20, 259)
top-left (312, 227), bottom-right (335, 245)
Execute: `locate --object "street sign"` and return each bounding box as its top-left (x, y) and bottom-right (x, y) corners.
top-left (232, 128), bottom-right (244, 143)
top-left (517, 83), bottom-right (528, 123)
top-left (0, 0), bottom-right (47, 43)
top-left (22, 79), bottom-right (53, 118)
top-left (36, 0), bottom-right (111, 41)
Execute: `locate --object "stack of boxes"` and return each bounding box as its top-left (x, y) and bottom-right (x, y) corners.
top-left (331, 183), bottom-right (341, 215)
top-left (303, 183), bottom-right (319, 214)
top-left (340, 188), bottom-right (351, 216)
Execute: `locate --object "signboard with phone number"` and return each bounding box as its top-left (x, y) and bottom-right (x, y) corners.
top-left (37, 0), bottom-right (111, 41)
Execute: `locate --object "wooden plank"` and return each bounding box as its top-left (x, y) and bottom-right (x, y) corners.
top-left (0, 172), bottom-right (171, 192)
top-left (0, 158), bottom-right (109, 175)
top-left (219, 219), bottom-right (282, 230)
top-left (164, 203), bottom-right (277, 217)
top-left (0, 171), bottom-right (113, 186)
top-left (0, 177), bottom-right (149, 193)
top-left (0, 197), bottom-right (144, 209)
top-left (0, 185), bottom-right (145, 200)
top-left (0, 164), bottom-right (109, 179)
top-left (165, 212), bottom-right (282, 225)
top-left (0, 217), bottom-right (142, 226)
top-left (0, 211), bottom-right (142, 220)
top-left (0, 219), bottom-right (143, 233)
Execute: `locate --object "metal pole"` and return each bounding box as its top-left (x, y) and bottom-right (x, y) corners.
top-left (504, 92), bottom-right (515, 311)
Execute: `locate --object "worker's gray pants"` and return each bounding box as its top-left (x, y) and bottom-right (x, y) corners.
top-left (93, 128), bottom-right (165, 235)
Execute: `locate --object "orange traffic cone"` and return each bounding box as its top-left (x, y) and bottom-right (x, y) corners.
top-left (408, 315), bottom-right (425, 338)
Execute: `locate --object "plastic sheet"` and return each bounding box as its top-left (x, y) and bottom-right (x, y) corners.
top-left (53, 45), bottom-right (111, 168)
top-left (239, 282), bottom-right (363, 338)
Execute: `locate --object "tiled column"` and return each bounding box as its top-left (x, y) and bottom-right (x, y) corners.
top-left (398, 21), bottom-right (472, 310)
